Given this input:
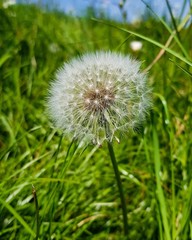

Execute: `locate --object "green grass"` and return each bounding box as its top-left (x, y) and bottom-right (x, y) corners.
top-left (0, 2), bottom-right (192, 239)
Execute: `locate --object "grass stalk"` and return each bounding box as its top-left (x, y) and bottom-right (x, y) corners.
top-left (0, 198), bottom-right (36, 238)
top-left (152, 125), bottom-right (171, 240)
top-left (32, 185), bottom-right (40, 240)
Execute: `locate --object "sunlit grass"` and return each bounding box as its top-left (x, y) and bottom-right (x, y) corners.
top-left (0, 2), bottom-right (192, 239)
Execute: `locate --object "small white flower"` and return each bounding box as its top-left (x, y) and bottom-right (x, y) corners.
top-left (47, 51), bottom-right (151, 144)
top-left (130, 41), bottom-right (143, 51)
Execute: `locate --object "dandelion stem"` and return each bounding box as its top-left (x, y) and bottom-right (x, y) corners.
top-left (107, 141), bottom-right (128, 237)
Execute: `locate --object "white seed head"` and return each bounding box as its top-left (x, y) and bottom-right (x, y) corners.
top-left (47, 51), bottom-right (151, 144)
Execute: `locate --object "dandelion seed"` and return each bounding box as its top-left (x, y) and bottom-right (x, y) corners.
top-left (47, 51), bottom-right (151, 144)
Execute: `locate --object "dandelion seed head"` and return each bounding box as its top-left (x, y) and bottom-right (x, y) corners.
top-left (47, 51), bottom-right (151, 144)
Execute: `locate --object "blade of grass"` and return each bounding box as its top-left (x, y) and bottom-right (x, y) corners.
top-left (32, 185), bottom-right (40, 240)
top-left (0, 198), bottom-right (36, 238)
top-left (155, 93), bottom-right (176, 239)
top-left (144, 13), bottom-right (190, 71)
top-left (178, 0), bottom-right (188, 20)
top-left (157, 206), bottom-right (164, 240)
top-left (142, 0), bottom-right (189, 59)
top-left (43, 137), bottom-right (88, 237)
top-left (92, 18), bottom-right (192, 67)
top-left (152, 124), bottom-right (171, 240)
top-left (164, 0), bottom-right (180, 39)
top-left (177, 180), bottom-right (192, 237)
top-left (0, 52), bottom-right (12, 67)
top-left (169, 58), bottom-right (192, 77)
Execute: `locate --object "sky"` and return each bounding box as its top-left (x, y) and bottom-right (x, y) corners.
top-left (16, 0), bottom-right (190, 23)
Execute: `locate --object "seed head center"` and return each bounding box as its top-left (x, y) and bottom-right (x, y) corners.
top-left (84, 86), bottom-right (114, 112)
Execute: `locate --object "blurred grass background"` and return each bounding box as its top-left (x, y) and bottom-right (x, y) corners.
top-left (0, 1), bottom-right (192, 239)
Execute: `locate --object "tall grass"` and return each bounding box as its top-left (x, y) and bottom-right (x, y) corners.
top-left (0, 1), bottom-right (192, 239)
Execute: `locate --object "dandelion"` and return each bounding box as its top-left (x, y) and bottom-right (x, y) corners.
top-left (47, 51), bottom-right (152, 236)
top-left (47, 51), bottom-right (151, 145)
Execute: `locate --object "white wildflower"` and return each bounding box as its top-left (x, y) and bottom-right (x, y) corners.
top-left (130, 41), bottom-right (143, 51)
top-left (47, 51), bottom-right (151, 145)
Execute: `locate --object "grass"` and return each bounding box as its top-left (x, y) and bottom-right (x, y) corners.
top-left (0, 1), bottom-right (192, 239)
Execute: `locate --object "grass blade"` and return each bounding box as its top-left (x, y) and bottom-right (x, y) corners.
top-left (0, 198), bottom-right (36, 238)
top-left (177, 180), bottom-right (192, 237)
top-left (92, 18), bottom-right (192, 67)
top-left (152, 125), bottom-right (171, 240)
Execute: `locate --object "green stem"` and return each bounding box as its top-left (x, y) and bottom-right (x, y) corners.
top-left (32, 185), bottom-right (40, 240)
top-left (107, 141), bottom-right (128, 236)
